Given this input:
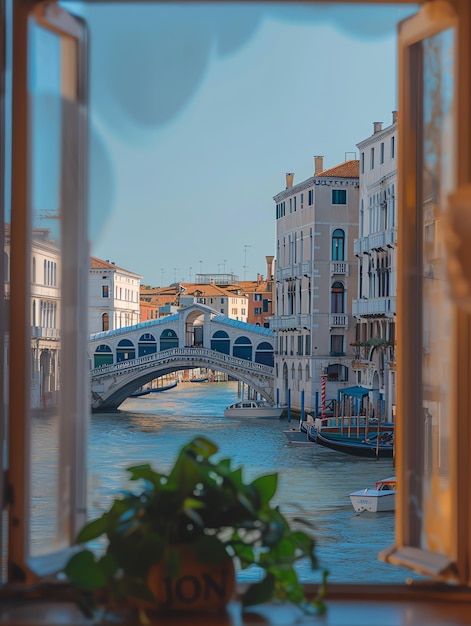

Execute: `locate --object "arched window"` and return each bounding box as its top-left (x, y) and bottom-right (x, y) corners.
top-left (32, 256), bottom-right (36, 283)
top-left (305, 364), bottom-right (310, 381)
top-left (298, 364), bottom-right (303, 381)
top-left (211, 330), bottom-right (230, 355)
top-left (327, 363), bottom-right (348, 382)
top-left (160, 329), bottom-right (178, 351)
top-left (255, 341), bottom-right (274, 366)
top-left (138, 333), bottom-right (157, 357)
top-left (331, 281), bottom-right (345, 313)
top-left (94, 344), bottom-right (113, 368)
top-left (233, 336), bottom-right (252, 361)
top-left (117, 339), bottom-right (135, 362)
top-left (32, 300), bottom-right (36, 327)
top-left (102, 313), bottom-right (109, 332)
top-left (332, 228), bottom-right (345, 261)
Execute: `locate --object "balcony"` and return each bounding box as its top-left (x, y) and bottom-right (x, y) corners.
top-left (329, 313), bottom-right (348, 328)
top-left (330, 261), bottom-right (349, 276)
top-left (31, 326), bottom-right (60, 339)
top-left (353, 228), bottom-right (397, 256)
top-left (352, 297), bottom-right (396, 317)
top-left (270, 313), bottom-right (311, 331)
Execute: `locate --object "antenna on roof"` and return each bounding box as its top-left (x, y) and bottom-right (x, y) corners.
top-left (345, 151), bottom-right (356, 161)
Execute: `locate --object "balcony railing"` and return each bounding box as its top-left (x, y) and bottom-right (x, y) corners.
top-left (353, 228), bottom-right (398, 256)
top-left (31, 326), bottom-right (60, 339)
top-left (352, 297), bottom-right (396, 317)
top-left (329, 313), bottom-right (348, 328)
top-left (330, 261), bottom-right (349, 276)
top-left (270, 314), bottom-right (311, 330)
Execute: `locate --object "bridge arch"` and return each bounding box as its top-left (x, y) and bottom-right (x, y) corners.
top-left (94, 344), bottom-right (113, 367)
top-left (138, 333), bottom-right (157, 356)
top-left (117, 339), bottom-right (135, 362)
top-left (255, 341), bottom-right (274, 366)
top-left (211, 330), bottom-right (230, 354)
top-left (160, 329), bottom-right (178, 350)
top-left (88, 304), bottom-right (275, 410)
top-left (90, 347), bottom-right (275, 411)
top-left (233, 336), bottom-right (252, 361)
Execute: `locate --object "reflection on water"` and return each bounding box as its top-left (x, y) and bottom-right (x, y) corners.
top-left (33, 381), bottom-right (418, 583)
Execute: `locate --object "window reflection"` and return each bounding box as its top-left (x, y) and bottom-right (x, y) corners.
top-left (421, 28), bottom-right (455, 554)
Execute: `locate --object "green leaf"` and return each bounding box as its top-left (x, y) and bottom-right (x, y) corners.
top-left (187, 535), bottom-right (227, 565)
top-left (242, 573), bottom-right (276, 607)
top-left (127, 464), bottom-right (166, 488)
top-left (64, 550), bottom-right (107, 590)
top-left (188, 437), bottom-right (219, 459)
top-left (250, 474), bottom-right (278, 506)
top-left (75, 514), bottom-right (109, 543)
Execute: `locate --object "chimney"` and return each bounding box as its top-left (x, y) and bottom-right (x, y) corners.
top-left (266, 255), bottom-right (274, 280)
top-left (314, 156), bottom-right (324, 175)
top-left (392, 110), bottom-right (398, 124)
top-left (285, 173), bottom-right (294, 189)
top-left (373, 121), bottom-right (383, 134)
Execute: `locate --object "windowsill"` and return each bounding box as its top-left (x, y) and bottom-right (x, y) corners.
top-left (1, 583), bottom-right (471, 625)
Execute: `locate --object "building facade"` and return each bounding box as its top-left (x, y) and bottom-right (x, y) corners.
top-left (239, 256), bottom-right (274, 327)
top-left (89, 257), bottom-right (142, 334)
top-left (30, 228), bottom-right (61, 410)
top-left (352, 114), bottom-right (398, 421)
top-left (272, 157), bottom-right (359, 413)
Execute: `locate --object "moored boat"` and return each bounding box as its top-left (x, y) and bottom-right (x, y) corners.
top-left (129, 389), bottom-right (151, 398)
top-left (283, 414), bottom-right (314, 444)
top-left (147, 380), bottom-right (178, 393)
top-left (224, 400), bottom-right (284, 419)
top-left (310, 427), bottom-right (394, 458)
top-left (349, 477), bottom-right (396, 512)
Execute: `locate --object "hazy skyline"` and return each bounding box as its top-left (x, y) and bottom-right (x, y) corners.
top-left (65, 2), bottom-right (416, 286)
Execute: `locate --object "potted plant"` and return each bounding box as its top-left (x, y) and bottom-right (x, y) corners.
top-left (64, 436), bottom-right (327, 622)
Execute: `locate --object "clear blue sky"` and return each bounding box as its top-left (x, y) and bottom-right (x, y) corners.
top-left (64, 2), bottom-right (416, 286)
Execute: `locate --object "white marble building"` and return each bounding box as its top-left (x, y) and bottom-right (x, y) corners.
top-left (272, 157), bottom-right (359, 414)
top-left (89, 257), bottom-right (142, 334)
top-left (352, 113), bottom-right (398, 421)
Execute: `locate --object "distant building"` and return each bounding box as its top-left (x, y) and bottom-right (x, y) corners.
top-left (140, 281), bottom-right (248, 322)
top-left (141, 261), bottom-right (276, 325)
top-left (272, 157), bottom-right (360, 414)
top-left (238, 256), bottom-right (274, 327)
top-left (30, 228), bottom-right (61, 410)
top-left (89, 257), bottom-right (142, 334)
top-left (352, 114), bottom-right (398, 421)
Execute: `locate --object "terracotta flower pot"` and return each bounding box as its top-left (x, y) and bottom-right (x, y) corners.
top-left (146, 544), bottom-right (236, 613)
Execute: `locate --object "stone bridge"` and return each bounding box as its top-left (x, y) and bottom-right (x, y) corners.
top-left (89, 304), bottom-right (275, 411)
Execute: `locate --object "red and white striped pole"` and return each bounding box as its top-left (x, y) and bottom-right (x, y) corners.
top-left (321, 374), bottom-right (328, 421)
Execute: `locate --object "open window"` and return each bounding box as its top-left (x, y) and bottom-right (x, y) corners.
top-left (380, 0), bottom-right (471, 583)
top-left (7, 1), bottom-right (89, 580)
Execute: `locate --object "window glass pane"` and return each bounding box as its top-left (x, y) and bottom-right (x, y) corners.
top-left (420, 28), bottom-right (455, 553)
top-left (29, 22), bottom-right (63, 557)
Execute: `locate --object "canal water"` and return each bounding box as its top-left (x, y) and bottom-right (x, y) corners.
top-left (33, 381), bottom-right (418, 585)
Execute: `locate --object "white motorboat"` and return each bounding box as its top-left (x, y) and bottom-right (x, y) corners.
top-left (224, 400), bottom-right (284, 419)
top-left (349, 477), bottom-right (396, 513)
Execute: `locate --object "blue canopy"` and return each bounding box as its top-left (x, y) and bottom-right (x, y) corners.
top-left (339, 386), bottom-right (371, 399)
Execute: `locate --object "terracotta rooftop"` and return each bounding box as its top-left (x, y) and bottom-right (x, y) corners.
top-left (315, 160), bottom-right (359, 178)
top-left (90, 256), bottom-right (142, 278)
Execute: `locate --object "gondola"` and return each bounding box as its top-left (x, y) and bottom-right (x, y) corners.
top-left (309, 427), bottom-right (394, 459)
